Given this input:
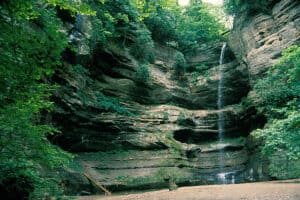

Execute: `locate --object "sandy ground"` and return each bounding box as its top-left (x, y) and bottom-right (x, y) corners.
top-left (77, 180), bottom-right (300, 200)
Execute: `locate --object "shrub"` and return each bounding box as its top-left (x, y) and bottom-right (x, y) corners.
top-left (187, 64), bottom-right (209, 73)
top-left (252, 110), bottom-right (300, 179)
top-left (144, 9), bottom-right (178, 44)
top-left (190, 72), bottom-right (200, 83)
top-left (130, 28), bottom-right (155, 63)
top-left (173, 52), bottom-right (187, 77)
top-left (135, 63), bottom-right (151, 84)
top-left (95, 92), bottom-right (132, 115)
top-left (176, 112), bottom-right (187, 125)
top-left (90, 18), bottom-right (107, 49)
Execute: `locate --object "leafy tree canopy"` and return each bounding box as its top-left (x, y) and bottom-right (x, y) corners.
top-left (139, 1), bottom-right (227, 52)
top-left (0, 0), bottom-right (88, 198)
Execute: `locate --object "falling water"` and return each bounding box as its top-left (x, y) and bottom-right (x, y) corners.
top-left (218, 43), bottom-right (226, 140)
top-left (217, 172), bottom-right (235, 184)
top-left (217, 43), bottom-right (227, 184)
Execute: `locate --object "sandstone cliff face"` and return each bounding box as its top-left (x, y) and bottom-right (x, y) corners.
top-left (229, 0), bottom-right (300, 84)
top-left (53, 37), bottom-right (257, 194)
top-left (228, 0), bottom-right (300, 181)
top-left (51, 3), bottom-right (300, 193)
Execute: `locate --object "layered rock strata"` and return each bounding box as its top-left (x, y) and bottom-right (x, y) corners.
top-left (50, 1), bottom-right (300, 192)
top-left (229, 0), bottom-right (300, 84)
top-left (53, 39), bottom-right (257, 194)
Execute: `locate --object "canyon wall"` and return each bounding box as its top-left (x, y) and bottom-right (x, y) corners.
top-left (228, 0), bottom-right (300, 180)
top-left (54, 40), bottom-right (253, 194)
top-left (229, 0), bottom-right (300, 84)
top-left (53, 0), bottom-right (300, 195)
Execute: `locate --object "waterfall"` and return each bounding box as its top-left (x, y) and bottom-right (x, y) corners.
top-left (218, 43), bottom-right (226, 141)
top-left (217, 43), bottom-right (227, 184)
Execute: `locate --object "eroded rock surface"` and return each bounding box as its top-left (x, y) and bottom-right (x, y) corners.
top-left (52, 38), bottom-right (258, 195)
top-left (227, 0), bottom-right (300, 182)
top-left (51, 4), bottom-right (300, 193)
top-left (229, 0), bottom-right (300, 84)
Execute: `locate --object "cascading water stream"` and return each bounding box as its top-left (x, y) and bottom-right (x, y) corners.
top-left (218, 43), bottom-right (226, 139)
top-left (217, 43), bottom-right (227, 184)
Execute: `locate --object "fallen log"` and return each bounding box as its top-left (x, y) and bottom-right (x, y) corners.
top-left (83, 172), bottom-right (112, 196)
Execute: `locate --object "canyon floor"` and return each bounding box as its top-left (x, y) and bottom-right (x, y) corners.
top-left (77, 180), bottom-right (300, 200)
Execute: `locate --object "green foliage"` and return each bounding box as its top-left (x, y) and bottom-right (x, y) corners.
top-left (43, 0), bottom-right (96, 16)
top-left (251, 46), bottom-right (300, 117)
top-left (135, 63), bottom-right (151, 84)
top-left (95, 92), bottom-right (132, 115)
top-left (187, 64), bottom-right (209, 73)
top-left (223, 0), bottom-right (241, 15)
top-left (176, 3), bottom-right (227, 52)
top-left (90, 0), bottom-right (140, 49)
top-left (173, 52), bottom-right (187, 77)
top-left (105, 0), bottom-right (139, 23)
top-left (0, 0), bottom-right (95, 20)
top-left (176, 111), bottom-right (187, 125)
top-left (224, 0), bottom-right (270, 15)
top-left (89, 2), bottom-right (118, 48)
top-left (0, 1), bottom-right (75, 198)
top-left (250, 46), bottom-right (300, 179)
top-left (90, 18), bottom-right (108, 48)
top-left (140, 1), bottom-right (226, 52)
top-left (131, 0), bottom-right (178, 20)
top-left (72, 64), bottom-right (133, 115)
top-left (268, 157), bottom-right (300, 179)
top-left (190, 72), bottom-right (200, 83)
top-left (196, 64), bottom-right (210, 72)
top-left (144, 9), bottom-right (178, 44)
top-left (89, 0), bottom-right (226, 57)
top-left (252, 111), bottom-right (300, 159)
top-left (130, 28), bottom-right (155, 63)
top-left (253, 111), bottom-right (300, 179)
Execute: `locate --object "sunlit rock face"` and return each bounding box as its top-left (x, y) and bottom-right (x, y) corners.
top-left (229, 0), bottom-right (300, 85)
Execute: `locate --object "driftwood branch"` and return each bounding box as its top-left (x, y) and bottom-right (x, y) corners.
top-left (83, 172), bottom-right (112, 196)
